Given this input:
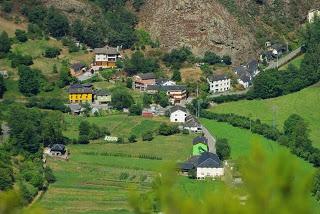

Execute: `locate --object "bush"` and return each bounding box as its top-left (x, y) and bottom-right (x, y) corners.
top-left (203, 51), bottom-right (221, 65)
top-left (2, 1), bottom-right (13, 13)
top-left (117, 137), bottom-right (124, 144)
top-left (78, 135), bottom-right (89, 144)
top-left (9, 53), bottom-right (33, 68)
top-left (210, 94), bottom-right (247, 104)
top-left (142, 131), bottom-right (153, 141)
top-left (216, 138), bottom-right (231, 161)
top-left (128, 134), bottom-right (137, 143)
top-left (44, 167), bottom-right (56, 183)
top-left (15, 29), bottom-right (28, 42)
top-left (158, 123), bottom-right (180, 136)
top-left (119, 172), bottom-right (129, 180)
top-left (129, 104), bottom-right (142, 115)
top-left (44, 47), bottom-right (60, 58)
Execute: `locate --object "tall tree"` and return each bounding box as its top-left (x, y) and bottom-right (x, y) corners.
top-left (18, 66), bottom-right (40, 96)
top-left (0, 74), bottom-right (5, 98)
top-left (0, 31), bottom-right (11, 56)
top-left (46, 7), bottom-right (69, 37)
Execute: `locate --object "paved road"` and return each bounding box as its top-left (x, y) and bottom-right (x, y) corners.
top-left (265, 47), bottom-right (302, 70)
top-left (202, 125), bottom-right (216, 153)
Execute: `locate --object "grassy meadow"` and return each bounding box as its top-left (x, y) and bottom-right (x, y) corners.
top-left (209, 84), bottom-right (320, 147)
top-left (279, 54), bottom-right (304, 70)
top-left (38, 114), bottom-right (225, 214)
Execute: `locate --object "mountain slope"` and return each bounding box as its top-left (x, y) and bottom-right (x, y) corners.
top-left (138, 0), bottom-right (257, 64)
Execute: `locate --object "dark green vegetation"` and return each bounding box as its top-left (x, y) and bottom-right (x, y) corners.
top-left (0, 74), bottom-right (5, 98)
top-left (37, 114), bottom-right (201, 214)
top-left (218, 0), bottom-right (315, 47)
top-left (123, 51), bottom-right (159, 75)
top-left (201, 109), bottom-right (320, 167)
top-left (0, 104), bottom-right (61, 204)
top-left (215, 138), bottom-right (231, 161)
top-left (130, 127), bottom-right (319, 213)
top-left (249, 18), bottom-right (320, 99)
top-left (209, 85), bottom-right (320, 147)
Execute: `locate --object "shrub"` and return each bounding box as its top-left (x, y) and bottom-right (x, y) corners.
top-left (117, 137), bottom-right (124, 144)
top-left (216, 138), bottom-right (231, 161)
top-left (15, 29), bottom-right (28, 42)
top-left (44, 167), bottom-right (56, 183)
top-left (158, 123), bottom-right (180, 136)
top-left (129, 104), bottom-right (142, 115)
top-left (44, 47), bottom-right (60, 58)
top-left (119, 172), bottom-right (129, 180)
top-left (78, 135), bottom-right (89, 144)
top-left (9, 53), bottom-right (33, 68)
top-left (128, 134), bottom-right (137, 143)
top-left (142, 131), bottom-right (153, 141)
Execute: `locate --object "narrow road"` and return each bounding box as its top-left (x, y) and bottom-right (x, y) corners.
top-left (265, 47), bottom-right (302, 70)
top-left (202, 125), bottom-right (216, 154)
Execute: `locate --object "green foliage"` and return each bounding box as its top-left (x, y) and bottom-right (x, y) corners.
top-left (158, 123), bottom-right (180, 136)
top-left (2, 0), bottom-right (13, 13)
top-left (142, 93), bottom-right (152, 107)
top-left (128, 134), bottom-right (137, 143)
top-left (222, 55), bottom-right (232, 65)
top-left (0, 31), bottom-right (11, 56)
top-left (0, 74), bottom-right (5, 98)
top-left (124, 51), bottom-right (159, 75)
top-left (171, 69), bottom-right (181, 82)
top-left (135, 29), bottom-right (153, 47)
top-left (43, 47), bottom-right (60, 58)
top-left (9, 53), bottom-right (33, 68)
top-left (142, 131), bottom-right (153, 141)
top-left (132, 0), bottom-right (145, 11)
top-left (203, 51), bottom-right (221, 65)
top-left (100, 69), bottom-right (115, 81)
top-left (0, 151), bottom-right (14, 191)
top-left (312, 170), bottom-right (320, 201)
top-left (44, 167), bottom-right (56, 184)
top-left (46, 7), bottom-right (69, 37)
top-left (129, 104), bottom-right (142, 116)
top-left (126, 77), bottom-right (133, 88)
top-left (216, 138), bottom-right (231, 160)
top-left (15, 29), bottom-right (28, 43)
top-left (154, 91), bottom-right (169, 108)
top-left (58, 65), bottom-right (77, 88)
top-left (163, 46), bottom-right (193, 69)
top-left (18, 65), bottom-right (40, 96)
top-left (111, 88), bottom-right (134, 110)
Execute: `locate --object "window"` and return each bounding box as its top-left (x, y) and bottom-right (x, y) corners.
top-left (175, 119), bottom-right (178, 122)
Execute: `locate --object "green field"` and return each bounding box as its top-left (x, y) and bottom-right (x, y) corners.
top-left (38, 114), bottom-right (224, 214)
top-left (279, 54), bottom-right (304, 70)
top-left (209, 84), bottom-right (320, 147)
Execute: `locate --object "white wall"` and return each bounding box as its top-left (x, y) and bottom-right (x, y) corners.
top-left (196, 167), bottom-right (224, 179)
top-left (238, 79), bottom-right (249, 88)
top-left (308, 10), bottom-right (320, 23)
top-left (207, 78), bottom-right (231, 93)
top-left (170, 110), bottom-right (187, 123)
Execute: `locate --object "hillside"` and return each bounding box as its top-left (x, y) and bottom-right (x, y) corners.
top-left (209, 84), bottom-right (320, 147)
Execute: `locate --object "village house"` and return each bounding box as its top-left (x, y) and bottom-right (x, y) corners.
top-left (69, 103), bottom-right (83, 115)
top-left (93, 46), bottom-right (121, 69)
top-left (207, 74), bottom-right (231, 93)
top-left (68, 84), bottom-right (94, 104)
top-left (133, 73), bottom-right (156, 91)
top-left (94, 89), bottom-right (111, 105)
top-left (156, 78), bottom-right (176, 86)
top-left (180, 152), bottom-right (224, 179)
top-left (183, 115), bottom-right (203, 133)
top-left (49, 144), bottom-right (66, 156)
top-left (146, 85), bottom-right (187, 104)
top-left (70, 62), bottom-right (86, 77)
top-left (192, 136), bottom-right (208, 155)
top-left (169, 105), bottom-right (188, 123)
top-left (308, 9), bottom-right (320, 23)
top-left (0, 70), bottom-right (8, 79)
top-left (234, 60), bottom-right (259, 88)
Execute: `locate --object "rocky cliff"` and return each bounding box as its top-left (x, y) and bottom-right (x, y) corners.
top-left (138, 0), bottom-right (258, 64)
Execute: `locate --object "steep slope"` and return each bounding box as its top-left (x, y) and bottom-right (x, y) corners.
top-left (138, 0), bottom-right (257, 64)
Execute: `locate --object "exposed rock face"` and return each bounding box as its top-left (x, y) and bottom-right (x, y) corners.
top-left (138, 0), bottom-right (258, 64)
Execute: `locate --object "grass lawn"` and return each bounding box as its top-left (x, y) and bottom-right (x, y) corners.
top-left (209, 84), bottom-right (320, 147)
top-left (38, 113), bottom-right (217, 214)
top-left (279, 54), bottom-right (304, 70)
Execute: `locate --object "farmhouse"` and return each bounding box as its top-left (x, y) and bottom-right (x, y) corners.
top-left (94, 89), bottom-right (111, 105)
top-left (169, 105), bottom-right (188, 123)
top-left (180, 152), bottom-right (224, 179)
top-left (183, 115), bottom-right (202, 133)
top-left (207, 74), bottom-right (231, 93)
top-left (192, 136), bottom-right (208, 155)
top-left (308, 9), bottom-right (320, 23)
top-left (68, 84), bottom-right (94, 104)
top-left (156, 78), bottom-right (176, 86)
top-left (70, 62), bottom-right (86, 77)
top-left (146, 85), bottom-right (187, 104)
top-left (93, 46), bottom-right (121, 69)
top-left (0, 70), bottom-right (8, 79)
top-left (133, 73), bottom-right (156, 91)
top-left (49, 144), bottom-right (66, 156)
